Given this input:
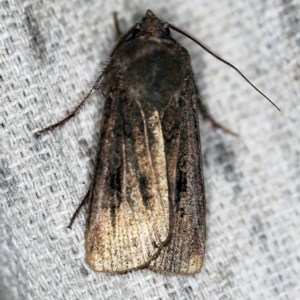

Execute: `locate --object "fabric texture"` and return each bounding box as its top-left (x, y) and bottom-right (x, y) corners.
top-left (1, 0), bottom-right (299, 299)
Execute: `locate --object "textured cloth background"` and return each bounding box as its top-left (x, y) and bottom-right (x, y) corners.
top-left (1, 0), bottom-right (299, 299)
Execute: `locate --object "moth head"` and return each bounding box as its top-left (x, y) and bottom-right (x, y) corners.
top-left (133, 9), bottom-right (170, 38)
top-left (110, 9), bottom-right (171, 57)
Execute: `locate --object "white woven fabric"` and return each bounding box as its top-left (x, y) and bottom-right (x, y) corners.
top-left (1, 0), bottom-right (299, 299)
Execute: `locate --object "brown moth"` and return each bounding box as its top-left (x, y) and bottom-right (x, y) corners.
top-left (36, 9), bottom-right (279, 274)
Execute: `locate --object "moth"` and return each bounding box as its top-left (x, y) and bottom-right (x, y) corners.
top-left (36, 9), bottom-right (279, 274)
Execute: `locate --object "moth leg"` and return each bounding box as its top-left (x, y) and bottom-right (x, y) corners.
top-left (113, 12), bottom-right (123, 38)
top-left (67, 188), bottom-right (91, 229)
top-left (35, 68), bottom-right (109, 137)
top-left (197, 98), bottom-right (239, 137)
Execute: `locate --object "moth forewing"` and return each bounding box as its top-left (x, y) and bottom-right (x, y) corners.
top-left (149, 75), bottom-right (206, 274)
top-left (85, 91), bottom-right (170, 273)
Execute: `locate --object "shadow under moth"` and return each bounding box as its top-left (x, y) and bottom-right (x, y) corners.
top-left (36, 9), bottom-right (279, 274)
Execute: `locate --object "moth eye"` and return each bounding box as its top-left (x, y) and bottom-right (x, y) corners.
top-left (130, 23), bottom-right (141, 38)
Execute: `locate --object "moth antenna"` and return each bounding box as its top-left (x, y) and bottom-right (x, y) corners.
top-left (168, 23), bottom-right (280, 111)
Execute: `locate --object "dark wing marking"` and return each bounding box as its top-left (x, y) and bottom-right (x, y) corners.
top-left (150, 75), bottom-right (206, 274)
top-left (85, 87), bottom-right (170, 273)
